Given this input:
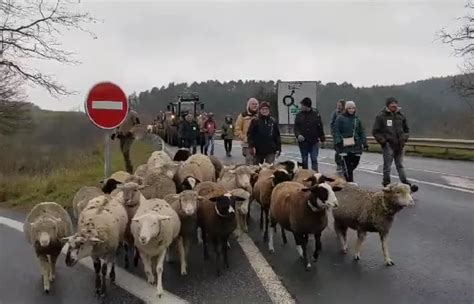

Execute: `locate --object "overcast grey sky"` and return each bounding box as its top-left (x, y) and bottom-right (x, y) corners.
top-left (27, 0), bottom-right (466, 111)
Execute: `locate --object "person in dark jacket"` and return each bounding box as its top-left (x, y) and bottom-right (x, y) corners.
top-left (372, 97), bottom-right (414, 188)
top-left (182, 113), bottom-right (199, 154)
top-left (247, 101), bottom-right (281, 165)
top-left (294, 97), bottom-right (325, 171)
top-left (330, 99), bottom-right (346, 175)
top-left (334, 101), bottom-right (368, 183)
top-left (221, 115), bottom-right (235, 157)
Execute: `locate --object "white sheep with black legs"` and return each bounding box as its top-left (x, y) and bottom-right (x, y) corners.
top-left (164, 190), bottom-right (202, 275)
top-left (131, 198), bottom-right (180, 298)
top-left (269, 181), bottom-right (339, 271)
top-left (333, 182), bottom-right (414, 266)
top-left (24, 202), bottom-right (73, 294)
top-left (64, 195), bottom-right (128, 298)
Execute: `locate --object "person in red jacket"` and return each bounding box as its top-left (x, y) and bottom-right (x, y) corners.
top-left (204, 112), bottom-right (217, 155)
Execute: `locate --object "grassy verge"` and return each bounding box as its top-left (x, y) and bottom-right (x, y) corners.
top-left (281, 137), bottom-right (474, 161)
top-left (0, 140), bottom-right (155, 211)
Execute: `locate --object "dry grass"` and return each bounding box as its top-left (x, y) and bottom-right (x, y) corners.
top-left (0, 140), bottom-right (155, 211)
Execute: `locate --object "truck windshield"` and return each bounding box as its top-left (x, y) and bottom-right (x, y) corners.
top-left (180, 102), bottom-right (195, 115)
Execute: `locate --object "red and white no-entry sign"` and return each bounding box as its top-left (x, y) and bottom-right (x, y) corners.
top-left (85, 82), bottom-right (129, 129)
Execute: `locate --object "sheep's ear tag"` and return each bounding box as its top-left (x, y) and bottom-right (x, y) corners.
top-left (89, 237), bottom-right (103, 244)
top-left (157, 214), bottom-right (171, 221)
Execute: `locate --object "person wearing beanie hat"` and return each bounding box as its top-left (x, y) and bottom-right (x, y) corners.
top-left (235, 97), bottom-right (260, 164)
top-left (247, 101), bottom-right (281, 164)
top-left (330, 99), bottom-right (346, 175)
top-left (333, 101), bottom-right (368, 183)
top-left (372, 97), bottom-right (417, 191)
top-left (294, 97), bottom-right (326, 171)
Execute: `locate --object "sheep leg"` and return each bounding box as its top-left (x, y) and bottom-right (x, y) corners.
top-left (293, 233), bottom-right (304, 259)
top-left (155, 249), bottom-right (167, 298)
top-left (259, 207), bottom-right (264, 230)
top-left (93, 258), bottom-right (101, 296)
top-left (133, 247), bottom-right (140, 267)
top-left (268, 219), bottom-right (276, 253)
top-left (140, 252), bottom-right (156, 285)
top-left (109, 263), bottom-right (115, 283)
top-left (313, 233), bottom-right (322, 262)
top-left (213, 239), bottom-right (222, 276)
top-left (281, 226), bottom-right (288, 244)
top-left (123, 243), bottom-right (130, 269)
top-left (354, 230), bottom-right (367, 261)
top-left (263, 209), bottom-right (269, 242)
top-left (50, 253), bottom-right (59, 282)
top-left (177, 236), bottom-right (188, 275)
top-left (222, 236), bottom-right (230, 269)
top-left (100, 262), bottom-right (108, 297)
top-left (380, 233), bottom-right (395, 266)
top-left (302, 234), bottom-right (311, 271)
top-left (335, 224), bottom-right (348, 254)
top-left (242, 213), bottom-right (249, 233)
top-left (37, 254), bottom-right (51, 294)
top-left (202, 229), bottom-right (210, 260)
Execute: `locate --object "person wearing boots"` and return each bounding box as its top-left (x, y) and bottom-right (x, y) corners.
top-left (221, 115), bottom-right (235, 157)
top-left (247, 101), bottom-right (281, 165)
top-left (372, 97), bottom-right (417, 192)
top-left (111, 108), bottom-right (140, 174)
top-left (333, 101), bottom-right (368, 184)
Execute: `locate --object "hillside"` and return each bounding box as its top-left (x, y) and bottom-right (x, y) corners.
top-left (135, 75), bottom-right (474, 139)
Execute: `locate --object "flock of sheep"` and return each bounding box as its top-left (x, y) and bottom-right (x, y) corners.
top-left (23, 145), bottom-right (415, 299)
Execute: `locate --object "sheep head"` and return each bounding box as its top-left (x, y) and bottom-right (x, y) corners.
top-left (270, 169), bottom-right (293, 187)
top-left (209, 193), bottom-right (246, 218)
top-left (230, 166), bottom-right (254, 191)
top-left (30, 216), bottom-right (62, 247)
top-left (229, 189), bottom-right (251, 215)
top-left (132, 213), bottom-right (171, 245)
top-left (277, 160), bottom-right (303, 177)
top-left (117, 182), bottom-right (145, 207)
top-left (162, 162), bottom-right (180, 179)
top-left (63, 231), bottom-right (103, 267)
top-left (172, 190), bottom-right (201, 217)
top-left (182, 176), bottom-right (200, 190)
top-left (301, 183), bottom-right (339, 210)
top-left (101, 178), bottom-right (122, 194)
top-left (383, 183), bottom-right (414, 208)
top-left (303, 173), bottom-right (343, 191)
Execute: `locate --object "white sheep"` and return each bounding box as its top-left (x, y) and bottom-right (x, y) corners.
top-left (177, 154), bottom-right (216, 190)
top-left (147, 150), bottom-right (172, 169)
top-left (64, 195), bottom-right (128, 297)
top-left (228, 188), bottom-right (251, 235)
top-left (134, 164), bottom-right (149, 179)
top-left (131, 198), bottom-right (181, 298)
top-left (141, 168), bottom-right (177, 199)
top-left (164, 190), bottom-right (201, 275)
top-left (72, 186), bottom-right (104, 219)
top-left (24, 202), bottom-right (73, 294)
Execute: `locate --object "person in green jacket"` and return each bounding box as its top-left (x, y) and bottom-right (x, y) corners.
top-left (221, 115), bottom-right (235, 157)
top-left (333, 101), bottom-right (368, 183)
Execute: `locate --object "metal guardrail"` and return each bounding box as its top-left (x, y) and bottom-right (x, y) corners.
top-left (213, 130), bottom-right (474, 152)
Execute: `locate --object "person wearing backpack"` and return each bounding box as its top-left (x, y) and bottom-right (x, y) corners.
top-left (333, 101), bottom-right (368, 184)
top-left (221, 115), bottom-right (235, 157)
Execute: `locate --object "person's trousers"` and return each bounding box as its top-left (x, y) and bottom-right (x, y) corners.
top-left (199, 133), bottom-right (205, 154)
top-left (335, 151), bottom-right (343, 173)
top-left (205, 135), bottom-right (215, 155)
top-left (341, 153), bottom-right (361, 182)
top-left (119, 136), bottom-right (134, 174)
top-left (183, 139), bottom-right (197, 154)
top-left (298, 142), bottom-right (320, 172)
top-left (382, 144), bottom-right (408, 185)
top-left (242, 145), bottom-right (254, 165)
top-left (224, 139), bottom-right (233, 154)
top-left (255, 154), bottom-right (276, 165)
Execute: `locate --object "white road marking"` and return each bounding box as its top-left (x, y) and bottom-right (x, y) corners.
top-left (91, 101), bottom-right (123, 110)
top-left (442, 176), bottom-right (474, 191)
top-left (0, 216), bottom-right (187, 304)
top-left (236, 234), bottom-right (295, 304)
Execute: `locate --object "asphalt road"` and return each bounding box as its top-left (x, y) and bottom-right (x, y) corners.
top-left (1, 139), bottom-right (473, 304)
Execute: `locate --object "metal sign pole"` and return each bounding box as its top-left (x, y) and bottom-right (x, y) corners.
top-left (104, 132), bottom-right (111, 179)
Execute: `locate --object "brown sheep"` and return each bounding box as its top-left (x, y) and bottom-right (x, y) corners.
top-left (269, 181), bottom-right (339, 271)
top-left (332, 183), bottom-right (414, 266)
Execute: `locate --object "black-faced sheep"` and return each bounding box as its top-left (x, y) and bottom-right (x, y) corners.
top-left (173, 149), bottom-right (191, 162)
top-left (197, 191), bottom-right (246, 276)
top-left (332, 182), bottom-right (414, 266)
top-left (24, 202), bottom-right (73, 293)
top-left (164, 190), bottom-right (202, 275)
top-left (177, 154), bottom-right (216, 191)
top-left (269, 181), bottom-right (339, 271)
top-left (131, 198), bottom-right (181, 298)
top-left (64, 195), bottom-right (128, 297)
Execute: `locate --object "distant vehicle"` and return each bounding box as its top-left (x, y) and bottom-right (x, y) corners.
top-left (157, 92), bottom-right (204, 145)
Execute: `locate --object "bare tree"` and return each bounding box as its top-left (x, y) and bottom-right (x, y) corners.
top-left (0, 0), bottom-right (95, 95)
top-left (438, 0), bottom-right (474, 109)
